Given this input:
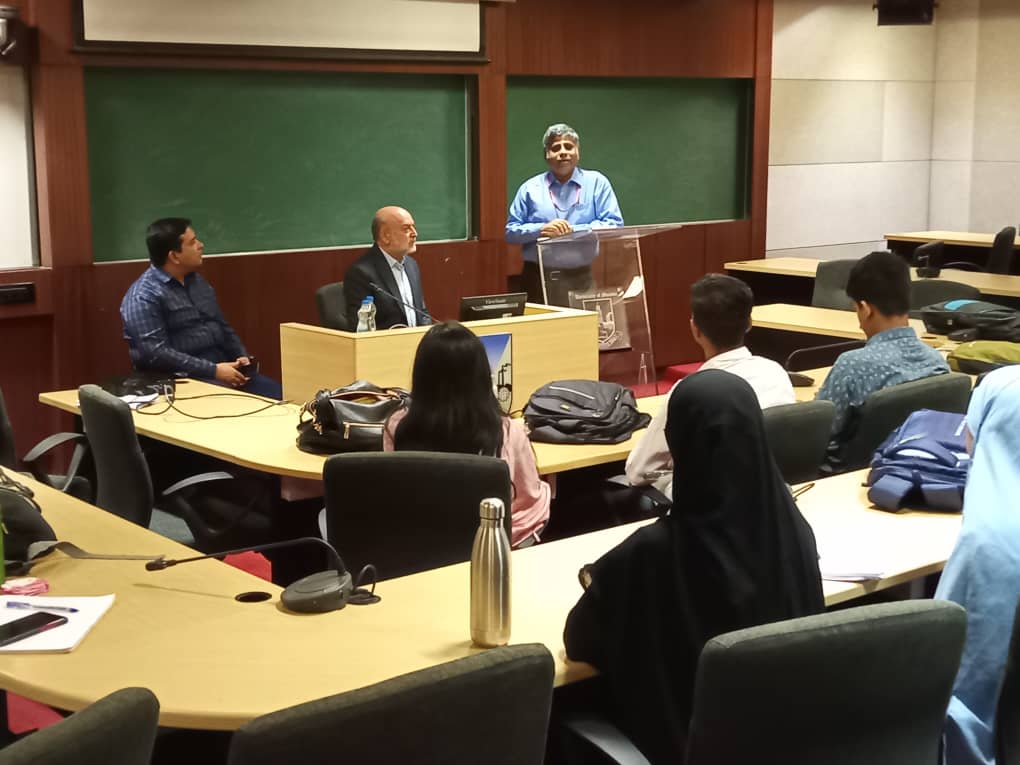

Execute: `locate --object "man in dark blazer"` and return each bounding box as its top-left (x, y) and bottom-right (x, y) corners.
top-left (343, 206), bottom-right (431, 330)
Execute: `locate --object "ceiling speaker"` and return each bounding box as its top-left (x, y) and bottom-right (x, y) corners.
top-left (875, 0), bottom-right (935, 25)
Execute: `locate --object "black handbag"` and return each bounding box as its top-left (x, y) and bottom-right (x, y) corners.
top-left (0, 467), bottom-right (57, 566)
top-left (296, 381), bottom-right (410, 455)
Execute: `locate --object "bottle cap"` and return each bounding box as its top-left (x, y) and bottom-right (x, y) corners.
top-left (362, 296), bottom-right (374, 304)
top-left (479, 497), bottom-right (505, 521)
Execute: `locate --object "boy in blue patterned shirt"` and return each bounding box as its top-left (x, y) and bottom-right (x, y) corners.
top-left (816, 250), bottom-right (948, 466)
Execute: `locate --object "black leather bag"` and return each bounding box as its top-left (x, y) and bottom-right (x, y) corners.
top-left (296, 381), bottom-right (410, 455)
top-left (0, 467), bottom-right (57, 565)
top-left (524, 380), bottom-right (651, 445)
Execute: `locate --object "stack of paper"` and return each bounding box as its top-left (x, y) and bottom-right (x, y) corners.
top-left (0, 595), bottom-right (115, 653)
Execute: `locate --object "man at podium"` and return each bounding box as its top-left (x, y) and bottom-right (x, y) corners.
top-left (505, 123), bottom-right (624, 305)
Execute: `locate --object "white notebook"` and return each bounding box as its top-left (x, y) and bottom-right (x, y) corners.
top-left (0, 595), bottom-right (115, 653)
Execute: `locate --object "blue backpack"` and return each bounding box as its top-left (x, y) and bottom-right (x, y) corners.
top-left (866, 409), bottom-right (971, 513)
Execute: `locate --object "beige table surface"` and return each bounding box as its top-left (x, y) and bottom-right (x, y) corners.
top-left (751, 303), bottom-right (935, 342)
top-left (39, 383), bottom-right (667, 479)
top-left (726, 256), bottom-right (1020, 299)
top-left (885, 230), bottom-right (1020, 248)
top-left (0, 471), bottom-right (961, 730)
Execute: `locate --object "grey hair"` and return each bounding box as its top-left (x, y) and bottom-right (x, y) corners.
top-left (543, 123), bottom-right (580, 151)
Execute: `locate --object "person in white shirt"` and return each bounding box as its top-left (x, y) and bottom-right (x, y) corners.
top-left (625, 273), bottom-right (795, 501)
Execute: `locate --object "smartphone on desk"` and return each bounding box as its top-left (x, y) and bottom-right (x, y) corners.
top-left (0, 612), bottom-right (68, 647)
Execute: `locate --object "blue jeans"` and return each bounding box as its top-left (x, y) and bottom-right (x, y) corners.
top-left (208, 371), bottom-right (282, 400)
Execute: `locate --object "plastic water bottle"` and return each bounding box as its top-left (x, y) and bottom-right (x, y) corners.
top-left (356, 296), bottom-right (375, 332)
top-left (470, 497), bottom-right (511, 647)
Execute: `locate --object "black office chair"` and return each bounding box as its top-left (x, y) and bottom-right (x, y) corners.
top-left (909, 279), bottom-right (981, 318)
top-left (996, 598), bottom-right (1020, 765)
top-left (227, 644), bottom-right (555, 765)
top-left (323, 451), bottom-right (511, 580)
top-left (940, 226), bottom-right (1017, 274)
top-left (811, 259), bottom-right (858, 311)
top-left (0, 687), bottom-right (159, 765)
top-left (0, 385), bottom-right (91, 501)
top-left (829, 372), bottom-right (972, 473)
top-left (77, 384), bottom-right (271, 551)
top-left (763, 401), bottom-right (835, 485)
top-left (315, 281), bottom-right (350, 331)
top-left (563, 601), bottom-right (967, 765)
top-left (912, 240), bottom-right (945, 276)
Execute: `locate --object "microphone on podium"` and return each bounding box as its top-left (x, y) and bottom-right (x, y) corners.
top-left (368, 281), bottom-right (433, 325)
top-left (145, 537), bottom-right (360, 613)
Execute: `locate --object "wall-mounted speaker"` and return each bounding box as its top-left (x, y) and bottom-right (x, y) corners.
top-left (875, 0), bottom-right (936, 26)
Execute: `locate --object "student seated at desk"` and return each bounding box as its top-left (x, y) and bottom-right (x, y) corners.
top-left (936, 365), bottom-right (1020, 765)
top-left (816, 250), bottom-right (948, 467)
top-left (383, 322), bottom-right (550, 548)
top-left (625, 274), bottom-right (795, 502)
top-left (564, 371), bottom-right (824, 764)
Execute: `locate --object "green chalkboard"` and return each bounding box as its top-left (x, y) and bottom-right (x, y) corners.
top-left (506, 77), bottom-right (752, 225)
top-left (85, 68), bottom-right (469, 262)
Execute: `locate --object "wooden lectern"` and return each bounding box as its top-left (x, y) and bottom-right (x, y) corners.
top-left (280, 303), bottom-right (598, 408)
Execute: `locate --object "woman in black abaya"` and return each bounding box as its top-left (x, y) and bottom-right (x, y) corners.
top-left (563, 370), bottom-right (824, 763)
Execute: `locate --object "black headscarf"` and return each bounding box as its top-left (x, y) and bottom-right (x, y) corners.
top-left (563, 370), bottom-right (824, 763)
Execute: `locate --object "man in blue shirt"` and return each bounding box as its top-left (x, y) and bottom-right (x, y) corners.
top-left (120, 218), bottom-right (282, 399)
top-left (505, 123), bottom-right (624, 305)
top-left (817, 250), bottom-right (949, 465)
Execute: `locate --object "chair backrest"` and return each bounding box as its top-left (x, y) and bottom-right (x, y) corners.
top-left (762, 400), bottom-right (835, 485)
top-left (685, 601), bottom-right (966, 765)
top-left (986, 226), bottom-right (1017, 275)
top-left (909, 279), bottom-right (981, 316)
top-left (811, 259), bottom-right (858, 311)
top-left (315, 281), bottom-right (350, 331)
top-left (323, 451), bottom-right (512, 580)
top-left (837, 372), bottom-right (972, 472)
top-left (0, 386), bottom-right (16, 470)
top-left (996, 598), bottom-right (1020, 765)
top-left (78, 384), bottom-right (154, 527)
top-left (913, 240), bottom-right (944, 269)
top-left (227, 644), bottom-right (554, 765)
top-left (0, 687), bottom-right (159, 765)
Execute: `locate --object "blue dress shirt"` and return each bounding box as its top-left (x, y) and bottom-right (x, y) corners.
top-left (380, 249), bottom-right (417, 327)
top-left (505, 168), bottom-right (624, 264)
top-left (816, 325), bottom-right (950, 443)
top-left (120, 265), bottom-right (248, 379)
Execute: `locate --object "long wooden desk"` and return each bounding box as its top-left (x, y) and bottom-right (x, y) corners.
top-left (886, 230), bottom-right (1020, 249)
top-left (38, 382), bottom-right (668, 480)
top-left (727, 256), bottom-right (1020, 299)
top-left (0, 471), bottom-right (961, 730)
top-left (751, 303), bottom-right (935, 341)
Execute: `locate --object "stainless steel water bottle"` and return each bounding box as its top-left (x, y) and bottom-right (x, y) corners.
top-left (470, 497), bottom-right (511, 647)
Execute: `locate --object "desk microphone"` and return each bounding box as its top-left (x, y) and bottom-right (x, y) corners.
top-left (145, 537), bottom-right (356, 613)
top-left (368, 281), bottom-right (433, 325)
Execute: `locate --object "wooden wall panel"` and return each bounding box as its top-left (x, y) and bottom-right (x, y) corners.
top-left (0, 316), bottom-right (59, 455)
top-left (504, 0), bottom-right (757, 77)
top-left (0, 267), bottom-right (53, 319)
top-left (642, 226), bottom-right (708, 367)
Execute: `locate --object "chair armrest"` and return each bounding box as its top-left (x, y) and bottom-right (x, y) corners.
top-left (21, 432), bottom-right (88, 492)
top-left (562, 716), bottom-right (652, 765)
top-left (161, 471), bottom-right (234, 497)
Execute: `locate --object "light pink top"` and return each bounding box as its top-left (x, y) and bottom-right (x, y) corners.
top-left (384, 410), bottom-right (551, 547)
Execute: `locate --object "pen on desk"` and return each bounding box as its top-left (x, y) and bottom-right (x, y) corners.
top-left (791, 482), bottom-right (815, 500)
top-left (5, 601), bottom-right (79, 614)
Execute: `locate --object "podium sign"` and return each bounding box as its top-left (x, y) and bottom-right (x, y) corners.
top-left (536, 224), bottom-right (683, 387)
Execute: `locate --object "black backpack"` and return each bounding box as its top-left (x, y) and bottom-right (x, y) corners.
top-left (524, 380), bottom-right (651, 444)
top-left (921, 299), bottom-right (1020, 341)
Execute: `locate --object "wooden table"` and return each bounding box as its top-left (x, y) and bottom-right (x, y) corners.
top-left (750, 303), bottom-right (935, 342)
top-left (727, 256), bottom-right (1020, 299)
top-left (0, 471), bottom-right (961, 730)
top-left (39, 383), bottom-right (667, 480)
top-left (886, 230), bottom-right (1020, 249)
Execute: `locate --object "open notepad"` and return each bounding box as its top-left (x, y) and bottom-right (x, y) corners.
top-left (0, 595), bottom-right (115, 653)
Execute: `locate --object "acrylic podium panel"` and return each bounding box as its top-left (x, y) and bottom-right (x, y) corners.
top-left (536, 224), bottom-right (683, 387)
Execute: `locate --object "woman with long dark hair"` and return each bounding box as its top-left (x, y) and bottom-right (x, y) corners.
top-left (563, 370), bottom-right (824, 763)
top-left (384, 321), bottom-right (550, 547)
